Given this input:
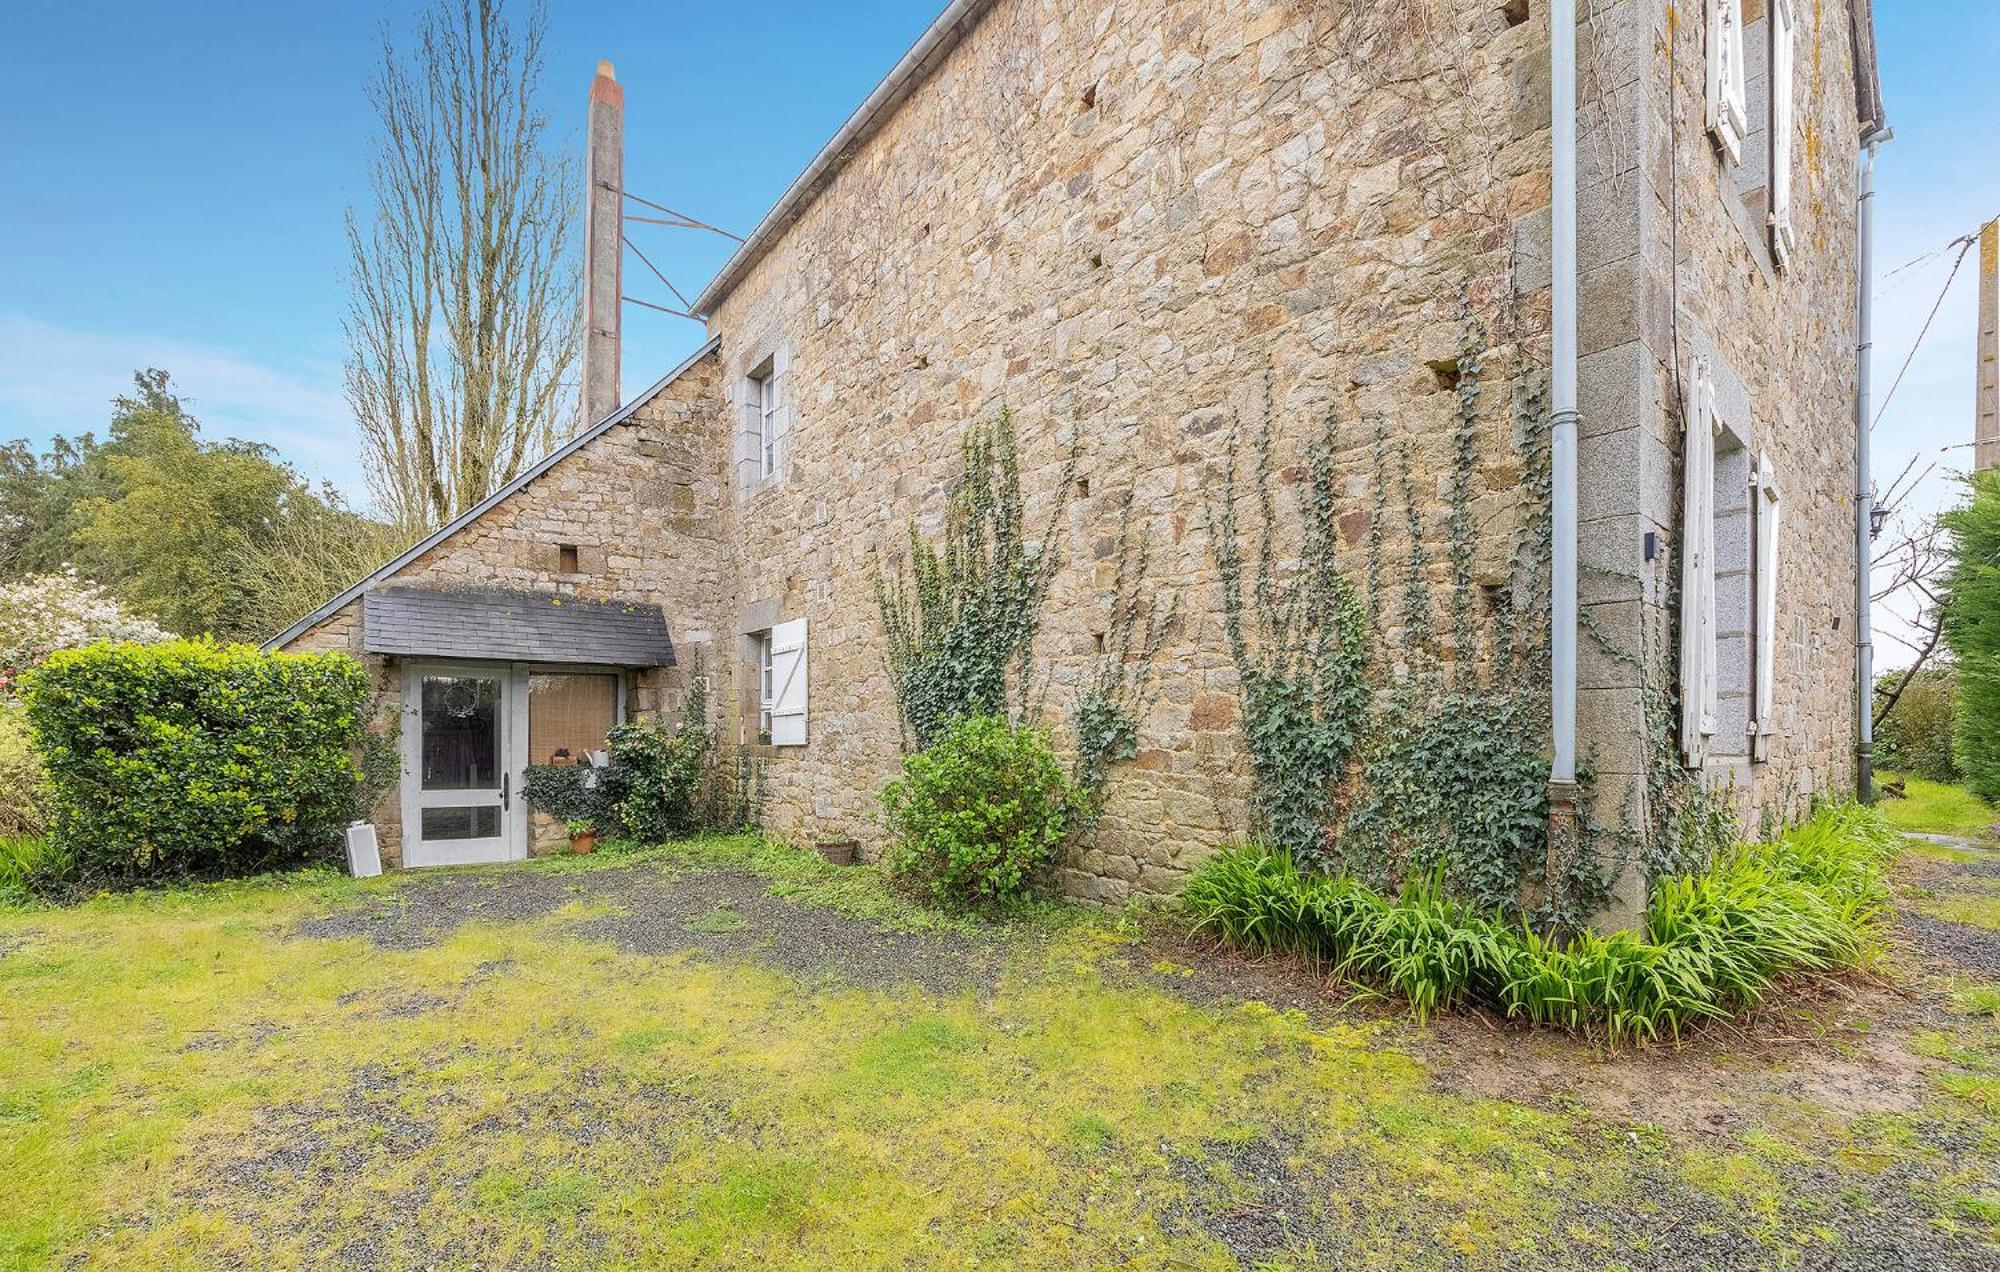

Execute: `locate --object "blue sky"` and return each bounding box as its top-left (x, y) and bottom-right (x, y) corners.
top-left (0, 1), bottom-right (1992, 658)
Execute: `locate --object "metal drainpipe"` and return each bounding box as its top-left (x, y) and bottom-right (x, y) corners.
top-left (1549, 0), bottom-right (1581, 829)
top-left (1855, 136), bottom-right (1885, 802)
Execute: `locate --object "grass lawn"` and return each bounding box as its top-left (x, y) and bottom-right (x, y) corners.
top-left (1878, 772), bottom-right (1999, 840)
top-left (4, 837), bottom-right (2000, 1269)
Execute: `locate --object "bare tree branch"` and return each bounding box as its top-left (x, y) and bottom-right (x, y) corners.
top-left (345, 0), bottom-right (579, 533)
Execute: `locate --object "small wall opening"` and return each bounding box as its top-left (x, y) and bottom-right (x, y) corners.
top-left (1500, 0), bottom-right (1530, 27)
top-left (1427, 358), bottom-right (1462, 392)
top-left (558, 544), bottom-right (580, 574)
top-left (1080, 83), bottom-right (1097, 110)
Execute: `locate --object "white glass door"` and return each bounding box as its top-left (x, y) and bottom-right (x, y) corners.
top-left (404, 665), bottom-right (514, 866)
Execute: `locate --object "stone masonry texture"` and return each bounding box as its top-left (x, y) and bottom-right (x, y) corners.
top-left (284, 0), bottom-right (1872, 916)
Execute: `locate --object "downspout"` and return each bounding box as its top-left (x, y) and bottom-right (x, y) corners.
top-left (1548, 0), bottom-right (1581, 845)
top-left (1855, 132), bottom-right (1887, 802)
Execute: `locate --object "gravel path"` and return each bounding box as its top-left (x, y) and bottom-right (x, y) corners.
top-left (291, 863), bottom-right (1001, 995)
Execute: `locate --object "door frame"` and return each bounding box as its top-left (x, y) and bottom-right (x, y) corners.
top-left (397, 660), bottom-right (631, 868)
top-left (399, 660), bottom-right (529, 867)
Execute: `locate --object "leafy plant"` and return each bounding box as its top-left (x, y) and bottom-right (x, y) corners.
top-left (880, 714), bottom-right (1080, 908)
top-left (1874, 665), bottom-right (1959, 784)
top-left (0, 834), bottom-right (72, 906)
top-left (23, 640), bottom-right (370, 883)
top-left (1944, 468), bottom-right (2000, 801)
top-left (1206, 400), bottom-right (1369, 862)
top-left (521, 762), bottom-right (618, 829)
top-left (607, 715), bottom-right (708, 844)
top-left (874, 410), bottom-right (1073, 750)
top-left (1183, 802), bottom-right (1895, 1044)
top-left (0, 705), bottom-right (48, 838)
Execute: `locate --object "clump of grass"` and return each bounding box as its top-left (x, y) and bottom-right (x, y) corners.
top-left (1182, 803), bottom-right (1898, 1044)
top-left (0, 835), bottom-right (72, 907)
top-left (1948, 983), bottom-right (2000, 1018)
top-left (1877, 773), bottom-right (1998, 840)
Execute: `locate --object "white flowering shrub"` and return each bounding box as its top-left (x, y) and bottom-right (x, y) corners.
top-left (0, 570), bottom-right (172, 700)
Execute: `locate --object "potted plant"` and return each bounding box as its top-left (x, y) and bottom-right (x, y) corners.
top-left (566, 818), bottom-right (597, 855)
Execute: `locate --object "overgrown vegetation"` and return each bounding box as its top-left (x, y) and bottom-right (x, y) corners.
top-left (523, 671), bottom-right (728, 842)
top-left (0, 371), bottom-right (396, 641)
top-left (0, 706), bottom-right (46, 840)
top-left (1204, 323), bottom-right (1581, 922)
top-left (1875, 666), bottom-right (1960, 784)
top-left (1944, 468), bottom-right (2000, 802)
top-left (1182, 802), bottom-right (1898, 1044)
top-left (880, 714), bottom-right (1079, 909)
top-left (873, 411), bottom-right (1071, 751)
top-left (22, 640), bottom-right (371, 886)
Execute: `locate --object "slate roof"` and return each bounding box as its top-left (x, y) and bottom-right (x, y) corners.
top-left (363, 586), bottom-right (675, 667)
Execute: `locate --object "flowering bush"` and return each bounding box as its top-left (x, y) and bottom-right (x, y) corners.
top-left (0, 570), bottom-right (171, 700)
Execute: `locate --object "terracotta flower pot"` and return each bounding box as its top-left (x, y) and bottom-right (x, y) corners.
top-left (570, 830), bottom-right (597, 855)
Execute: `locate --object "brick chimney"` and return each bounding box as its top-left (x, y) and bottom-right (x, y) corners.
top-left (583, 59), bottom-right (623, 428)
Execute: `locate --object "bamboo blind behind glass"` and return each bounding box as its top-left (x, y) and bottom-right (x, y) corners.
top-left (527, 674), bottom-right (617, 764)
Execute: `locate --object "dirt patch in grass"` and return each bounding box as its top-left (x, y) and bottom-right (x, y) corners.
top-left (290, 864), bottom-right (1003, 995)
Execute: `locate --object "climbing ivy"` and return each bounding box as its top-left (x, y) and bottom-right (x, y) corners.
top-left (1205, 396), bottom-right (1370, 862)
top-left (1071, 501), bottom-right (1177, 819)
top-left (873, 410), bottom-right (1073, 751)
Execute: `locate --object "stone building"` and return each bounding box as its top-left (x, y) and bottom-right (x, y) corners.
top-left (274, 0), bottom-right (1885, 920)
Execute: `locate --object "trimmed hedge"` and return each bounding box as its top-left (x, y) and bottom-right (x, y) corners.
top-left (1181, 803), bottom-right (1899, 1044)
top-left (23, 640), bottom-right (372, 882)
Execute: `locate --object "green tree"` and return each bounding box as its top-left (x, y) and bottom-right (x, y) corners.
top-left (1943, 469), bottom-right (2000, 800)
top-left (2, 370), bottom-right (398, 641)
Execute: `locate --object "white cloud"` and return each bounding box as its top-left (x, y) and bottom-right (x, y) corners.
top-left (0, 313), bottom-right (369, 503)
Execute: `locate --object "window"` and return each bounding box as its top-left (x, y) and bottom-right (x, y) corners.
top-left (1681, 359), bottom-right (1758, 768)
top-left (756, 631), bottom-right (775, 742)
top-left (740, 346), bottom-right (790, 487)
top-left (749, 618), bottom-right (808, 747)
top-left (1705, 0), bottom-right (1747, 165)
top-left (527, 672), bottom-right (619, 765)
top-left (1769, 0), bottom-right (1797, 266)
top-left (756, 368), bottom-right (781, 478)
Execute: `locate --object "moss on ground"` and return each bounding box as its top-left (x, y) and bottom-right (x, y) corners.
top-left (1, 839), bottom-right (1996, 1268)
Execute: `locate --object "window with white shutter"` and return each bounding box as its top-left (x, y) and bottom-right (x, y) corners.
top-left (1680, 360), bottom-right (1721, 767)
top-left (1769, 0), bottom-right (1797, 267)
top-left (1750, 455), bottom-right (1781, 761)
top-left (1706, 0), bottom-right (1748, 165)
top-left (767, 617), bottom-right (808, 747)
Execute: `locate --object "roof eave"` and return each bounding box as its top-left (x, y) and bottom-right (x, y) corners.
top-left (689, 0), bottom-right (997, 317)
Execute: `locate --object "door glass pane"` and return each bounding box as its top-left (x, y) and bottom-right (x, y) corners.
top-left (528, 673), bottom-right (618, 765)
top-left (421, 805), bottom-right (501, 840)
top-left (421, 675), bottom-right (500, 791)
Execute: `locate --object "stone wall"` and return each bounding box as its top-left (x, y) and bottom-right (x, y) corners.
top-left (705, 0), bottom-right (1569, 902)
top-left (282, 353), bottom-right (730, 865)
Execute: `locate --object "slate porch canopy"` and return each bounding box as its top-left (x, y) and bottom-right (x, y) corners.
top-left (363, 586), bottom-right (676, 667)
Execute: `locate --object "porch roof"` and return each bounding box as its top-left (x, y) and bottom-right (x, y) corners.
top-left (363, 586), bottom-right (675, 668)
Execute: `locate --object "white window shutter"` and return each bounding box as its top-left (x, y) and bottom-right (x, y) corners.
top-left (768, 617), bottom-right (808, 747)
top-left (771, 345), bottom-right (792, 477)
top-left (1680, 361), bottom-right (1720, 767)
top-left (1752, 455), bottom-right (1781, 761)
top-left (1769, 0), bottom-right (1797, 267)
top-left (1706, 0), bottom-right (1747, 164)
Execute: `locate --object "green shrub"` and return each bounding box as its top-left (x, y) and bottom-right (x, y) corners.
top-left (22, 640), bottom-right (370, 882)
top-left (1945, 469), bottom-right (2000, 801)
top-left (881, 714), bottom-right (1079, 908)
top-left (521, 762), bottom-right (620, 830)
top-left (1874, 665), bottom-right (1959, 783)
top-left (1182, 803), bottom-right (1896, 1043)
top-left (607, 717), bottom-right (709, 843)
top-left (0, 705), bottom-right (48, 838)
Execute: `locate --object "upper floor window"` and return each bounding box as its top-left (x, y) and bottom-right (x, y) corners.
top-left (1706, 0), bottom-right (1747, 165)
top-left (739, 345), bottom-right (791, 490)
top-left (755, 367), bottom-right (782, 478)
